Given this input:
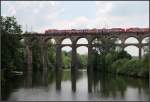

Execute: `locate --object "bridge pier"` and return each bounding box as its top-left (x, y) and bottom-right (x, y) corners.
top-left (71, 43), bottom-right (77, 70)
top-left (139, 46), bottom-right (142, 59)
top-left (87, 69), bottom-right (93, 93)
top-left (87, 44), bottom-right (93, 73)
top-left (56, 69), bottom-right (62, 91)
top-left (26, 45), bottom-right (32, 72)
top-left (41, 43), bottom-right (48, 72)
top-left (56, 44), bottom-right (62, 70)
top-left (71, 68), bottom-right (77, 92)
top-left (87, 44), bottom-right (93, 92)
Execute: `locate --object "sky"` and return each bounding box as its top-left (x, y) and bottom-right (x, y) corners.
top-left (1, 1), bottom-right (149, 56)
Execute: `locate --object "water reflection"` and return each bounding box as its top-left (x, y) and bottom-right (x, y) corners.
top-left (71, 69), bottom-right (77, 92)
top-left (25, 70), bottom-right (32, 88)
top-left (92, 72), bottom-right (149, 100)
top-left (24, 68), bottom-right (49, 88)
top-left (87, 68), bottom-right (93, 93)
top-left (55, 69), bottom-right (62, 91)
top-left (1, 68), bottom-right (149, 101)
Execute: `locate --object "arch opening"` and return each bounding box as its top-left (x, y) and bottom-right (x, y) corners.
top-left (45, 38), bottom-right (56, 45)
top-left (77, 38), bottom-right (88, 44)
top-left (142, 46), bottom-right (149, 56)
top-left (76, 46), bottom-right (88, 69)
top-left (61, 38), bottom-right (72, 44)
top-left (142, 37), bottom-right (149, 44)
top-left (92, 38), bottom-right (102, 44)
top-left (110, 37), bottom-right (122, 44)
top-left (125, 37), bottom-right (139, 44)
top-left (92, 46), bottom-right (101, 55)
top-left (20, 38), bottom-right (25, 47)
top-left (61, 46), bottom-right (72, 69)
top-left (124, 46), bottom-right (139, 57)
top-left (115, 46), bottom-right (122, 52)
top-left (47, 38), bottom-right (56, 70)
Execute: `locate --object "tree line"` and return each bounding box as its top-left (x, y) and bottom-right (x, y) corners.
top-left (92, 37), bottom-right (149, 78)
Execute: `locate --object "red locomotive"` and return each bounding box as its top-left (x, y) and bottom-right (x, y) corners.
top-left (45, 27), bottom-right (149, 34)
top-left (109, 28), bottom-right (125, 32)
top-left (126, 28), bottom-right (149, 32)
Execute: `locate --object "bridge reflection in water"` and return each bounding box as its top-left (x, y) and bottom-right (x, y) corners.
top-left (3, 67), bottom-right (148, 101)
top-left (22, 68), bottom-right (149, 101)
top-left (24, 67), bottom-right (95, 93)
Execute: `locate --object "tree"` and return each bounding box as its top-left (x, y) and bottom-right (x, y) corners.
top-left (93, 37), bottom-right (116, 55)
top-left (1, 16), bottom-right (24, 72)
top-left (62, 51), bottom-right (71, 69)
top-left (92, 37), bottom-right (117, 71)
top-left (32, 39), bottom-right (43, 71)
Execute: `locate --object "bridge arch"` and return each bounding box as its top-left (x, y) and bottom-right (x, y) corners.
top-left (109, 36), bottom-right (122, 44)
top-left (125, 37), bottom-right (139, 44)
top-left (61, 45), bottom-right (72, 52)
top-left (92, 37), bottom-right (102, 44)
top-left (76, 45), bottom-right (88, 54)
top-left (124, 45), bottom-right (139, 57)
top-left (45, 38), bottom-right (56, 45)
top-left (44, 37), bottom-right (56, 44)
top-left (142, 37), bottom-right (149, 43)
top-left (141, 46), bottom-right (149, 56)
top-left (20, 38), bottom-right (26, 46)
top-left (61, 37), bottom-right (72, 44)
top-left (26, 37), bottom-right (40, 47)
top-left (46, 38), bottom-right (57, 69)
top-left (61, 46), bottom-right (72, 69)
top-left (76, 46), bottom-right (88, 68)
top-left (30, 36), bottom-right (40, 41)
top-left (76, 37), bottom-right (88, 44)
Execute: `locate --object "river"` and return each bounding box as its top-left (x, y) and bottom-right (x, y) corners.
top-left (1, 69), bottom-right (149, 101)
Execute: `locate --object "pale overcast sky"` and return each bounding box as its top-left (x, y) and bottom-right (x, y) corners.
top-left (1, 1), bottom-right (149, 56)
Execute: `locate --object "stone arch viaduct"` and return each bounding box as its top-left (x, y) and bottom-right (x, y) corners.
top-left (22, 29), bottom-right (149, 72)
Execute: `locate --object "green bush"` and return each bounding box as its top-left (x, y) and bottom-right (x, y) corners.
top-left (121, 59), bottom-right (143, 76)
top-left (111, 58), bottom-right (129, 74)
top-left (111, 57), bottom-right (149, 78)
top-left (141, 54), bottom-right (149, 78)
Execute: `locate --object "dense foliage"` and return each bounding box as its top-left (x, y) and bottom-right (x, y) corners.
top-left (92, 37), bottom-right (149, 78)
top-left (62, 51), bottom-right (87, 69)
top-left (1, 16), bottom-right (25, 73)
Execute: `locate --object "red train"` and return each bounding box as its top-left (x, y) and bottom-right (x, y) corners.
top-left (126, 28), bottom-right (149, 32)
top-left (45, 28), bottom-right (149, 34)
top-left (45, 29), bottom-right (57, 33)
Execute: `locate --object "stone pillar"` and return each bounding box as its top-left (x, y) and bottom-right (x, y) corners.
top-left (139, 46), bottom-right (142, 59)
top-left (56, 69), bottom-right (62, 91)
top-left (56, 44), bottom-right (62, 70)
top-left (138, 38), bottom-right (142, 59)
top-left (41, 42), bottom-right (48, 72)
top-left (25, 45), bottom-right (33, 88)
top-left (87, 44), bottom-right (93, 73)
top-left (40, 43), bottom-right (48, 86)
top-left (25, 69), bottom-right (32, 88)
top-left (71, 43), bottom-right (77, 70)
top-left (121, 38), bottom-right (126, 50)
top-left (26, 45), bottom-right (32, 72)
top-left (87, 70), bottom-right (93, 93)
top-left (71, 69), bottom-right (76, 92)
top-left (87, 43), bottom-right (93, 93)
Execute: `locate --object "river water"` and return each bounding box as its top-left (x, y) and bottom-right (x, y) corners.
top-left (1, 69), bottom-right (149, 101)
